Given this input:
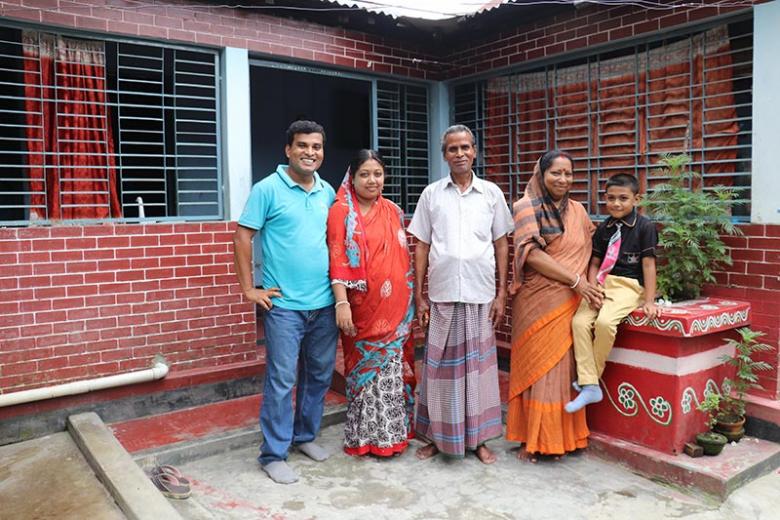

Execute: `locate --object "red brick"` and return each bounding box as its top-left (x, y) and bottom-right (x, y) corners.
top-left (750, 238), bottom-right (780, 251)
top-left (19, 276), bottom-right (52, 288)
top-left (747, 262), bottom-right (780, 276)
top-left (66, 261), bottom-right (98, 273)
top-left (130, 258), bottom-right (160, 269)
top-left (729, 274), bottom-right (764, 288)
top-left (731, 249), bottom-right (764, 262)
top-left (115, 270), bottom-right (146, 282)
top-left (130, 235), bottom-right (160, 247)
top-left (4, 361), bottom-right (38, 376)
top-left (766, 226), bottom-right (780, 238)
top-left (51, 274), bottom-right (84, 286)
top-left (101, 349), bottom-right (130, 362)
top-left (16, 227), bottom-right (49, 239)
top-left (739, 224), bottom-right (766, 237)
top-left (18, 252), bottom-right (49, 263)
top-left (160, 256), bottom-right (187, 267)
top-left (146, 247), bottom-right (175, 256)
top-left (609, 26), bottom-right (633, 41)
top-left (37, 357), bottom-right (69, 372)
top-left (86, 317), bottom-right (118, 330)
top-left (33, 263), bottom-right (66, 275)
top-left (20, 324), bottom-right (53, 337)
top-left (131, 302), bottom-right (160, 314)
top-left (33, 287), bottom-right (64, 299)
top-left (85, 295), bottom-right (116, 307)
top-left (658, 12), bottom-right (688, 29)
top-left (0, 241), bottom-right (31, 253)
top-left (51, 250), bottom-right (83, 262)
top-left (99, 283), bottom-right (130, 294)
top-left (131, 280), bottom-right (160, 292)
top-left (98, 236), bottom-right (130, 249)
top-left (115, 248), bottom-right (145, 259)
top-left (52, 297), bottom-right (85, 310)
top-left (68, 352), bottom-right (101, 366)
top-left (633, 19), bottom-right (660, 36)
top-left (65, 237), bottom-right (97, 249)
top-left (81, 225), bottom-right (114, 237)
top-left (133, 324), bottom-right (161, 336)
top-left (118, 314), bottom-right (146, 327)
top-left (35, 310), bottom-right (67, 323)
top-left (98, 327), bottom-right (129, 340)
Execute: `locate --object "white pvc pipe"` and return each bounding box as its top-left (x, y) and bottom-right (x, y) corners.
top-left (0, 361), bottom-right (169, 408)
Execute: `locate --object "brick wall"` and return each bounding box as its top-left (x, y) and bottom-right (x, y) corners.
top-left (0, 0), bottom-right (441, 79)
top-left (0, 222), bottom-right (255, 393)
top-left (444, 2), bottom-right (764, 79)
top-left (707, 225), bottom-right (780, 399)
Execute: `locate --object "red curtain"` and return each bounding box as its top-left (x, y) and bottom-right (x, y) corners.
top-left (483, 25), bottom-right (739, 207)
top-left (23, 31), bottom-right (120, 220)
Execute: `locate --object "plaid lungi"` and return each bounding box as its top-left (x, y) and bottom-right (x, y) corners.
top-left (414, 301), bottom-right (503, 456)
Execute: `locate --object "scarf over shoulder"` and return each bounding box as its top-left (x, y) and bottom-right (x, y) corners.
top-left (510, 166), bottom-right (569, 293)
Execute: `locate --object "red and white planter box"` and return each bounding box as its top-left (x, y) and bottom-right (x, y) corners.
top-left (587, 298), bottom-right (750, 455)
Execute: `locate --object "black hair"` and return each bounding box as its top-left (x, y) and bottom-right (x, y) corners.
top-left (349, 149), bottom-right (386, 177)
top-left (538, 150), bottom-right (574, 175)
top-left (440, 124), bottom-right (476, 154)
top-left (286, 120), bottom-right (326, 146)
top-left (605, 173), bottom-right (640, 194)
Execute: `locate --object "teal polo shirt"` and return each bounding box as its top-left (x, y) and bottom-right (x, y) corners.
top-left (238, 164), bottom-right (336, 310)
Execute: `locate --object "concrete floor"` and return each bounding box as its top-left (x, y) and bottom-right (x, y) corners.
top-left (169, 423), bottom-right (780, 520)
top-left (0, 432), bottom-right (124, 520)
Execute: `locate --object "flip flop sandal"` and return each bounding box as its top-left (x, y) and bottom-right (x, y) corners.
top-left (150, 464), bottom-right (190, 485)
top-left (150, 472), bottom-right (191, 500)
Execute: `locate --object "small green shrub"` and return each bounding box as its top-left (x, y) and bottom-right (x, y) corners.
top-left (719, 327), bottom-right (775, 421)
top-left (641, 154), bottom-right (740, 301)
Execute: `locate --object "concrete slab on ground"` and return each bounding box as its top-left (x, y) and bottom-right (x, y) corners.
top-left (162, 422), bottom-right (780, 520)
top-left (0, 431), bottom-right (124, 520)
top-left (68, 412), bottom-right (182, 520)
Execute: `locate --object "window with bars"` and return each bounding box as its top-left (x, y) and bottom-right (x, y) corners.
top-left (0, 26), bottom-right (220, 224)
top-left (376, 80), bottom-right (430, 215)
top-left (453, 19), bottom-right (753, 220)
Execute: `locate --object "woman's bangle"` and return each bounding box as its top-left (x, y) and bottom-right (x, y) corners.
top-left (335, 300), bottom-right (350, 308)
top-left (569, 273), bottom-right (581, 289)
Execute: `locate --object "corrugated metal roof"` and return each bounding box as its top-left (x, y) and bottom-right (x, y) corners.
top-left (321, 0), bottom-right (513, 20)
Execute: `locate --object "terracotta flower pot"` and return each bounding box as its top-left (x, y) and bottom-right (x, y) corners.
top-left (695, 432), bottom-right (728, 456)
top-left (714, 415), bottom-right (746, 443)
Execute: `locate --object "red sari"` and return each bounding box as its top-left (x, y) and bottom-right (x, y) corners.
top-left (327, 175), bottom-right (416, 456)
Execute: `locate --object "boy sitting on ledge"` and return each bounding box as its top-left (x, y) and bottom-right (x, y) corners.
top-left (566, 173), bottom-right (660, 413)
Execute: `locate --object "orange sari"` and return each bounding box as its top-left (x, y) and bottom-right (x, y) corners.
top-left (506, 181), bottom-right (593, 455)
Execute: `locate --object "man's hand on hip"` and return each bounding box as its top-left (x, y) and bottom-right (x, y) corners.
top-left (245, 287), bottom-right (282, 310)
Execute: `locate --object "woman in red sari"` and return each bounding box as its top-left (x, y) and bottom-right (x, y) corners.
top-left (327, 149), bottom-right (416, 457)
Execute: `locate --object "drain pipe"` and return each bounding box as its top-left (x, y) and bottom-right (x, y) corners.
top-left (0, 358), bottom-right (169, 408)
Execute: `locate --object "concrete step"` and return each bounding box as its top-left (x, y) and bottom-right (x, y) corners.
top-left (589, 431), bottom-right (780, 499)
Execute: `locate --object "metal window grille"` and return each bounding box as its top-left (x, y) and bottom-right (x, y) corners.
top-left (453, 20), bottom-right (753, 220)
top-left (376, 80), bottom-right (430, 215)
top-left (0, 26), bottom-right (220, 224)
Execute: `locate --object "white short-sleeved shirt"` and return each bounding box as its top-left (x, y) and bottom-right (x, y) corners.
top-left (408, 174), bottom-right (514, 304)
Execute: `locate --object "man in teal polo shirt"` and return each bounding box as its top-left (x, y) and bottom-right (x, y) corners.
top-left (233, 120), bottom-right (338, 484)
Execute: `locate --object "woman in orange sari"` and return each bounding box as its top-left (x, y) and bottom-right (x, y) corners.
top-left (506, 150), bottom-right (604, 462)
top-left (327, 149), bottom-right (416, 457)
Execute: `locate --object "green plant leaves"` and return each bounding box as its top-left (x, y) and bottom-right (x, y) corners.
top-left (641, 153), bottom-right (740, 301)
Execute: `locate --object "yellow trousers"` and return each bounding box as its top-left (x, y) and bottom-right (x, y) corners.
top-left (571, 275), bottom-right (644, 386)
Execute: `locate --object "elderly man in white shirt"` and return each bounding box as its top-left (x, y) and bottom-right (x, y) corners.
top-left (409, 124), bottom-right (513, 465)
